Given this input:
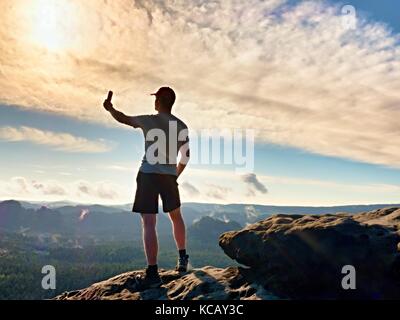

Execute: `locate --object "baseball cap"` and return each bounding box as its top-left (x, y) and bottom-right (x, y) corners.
top-left (150, 87), bottom-right (176, 99)
top-left (150, 87), bottom-right (176, 108)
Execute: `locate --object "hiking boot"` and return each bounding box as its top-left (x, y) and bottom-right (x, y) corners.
top-left (176, 254), bottom-right (190, 272)
top-left (133, 269), bottom-right (162, 291)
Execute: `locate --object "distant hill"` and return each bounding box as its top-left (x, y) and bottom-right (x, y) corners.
top-left (1, 199), bottom-right (399, 240)
top-left (18, 200), bottom-right (79, 210)
top-left (0, 200), bottom-right (141, 240)
top-left (189, 216), bottom-right (242, 243)
top-left (184, 202), bottom-right (400, 226)
top-left (182, 202), bottom-right (400, 214)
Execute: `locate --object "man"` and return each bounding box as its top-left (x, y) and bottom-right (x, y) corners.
top-left (103, 87), bottom-right (190, 290)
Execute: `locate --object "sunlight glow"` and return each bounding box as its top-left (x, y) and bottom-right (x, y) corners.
top-left (27, 0), bottom-right (80, 51)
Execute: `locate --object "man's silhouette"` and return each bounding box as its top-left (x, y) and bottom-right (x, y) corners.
top-left (103, 87), bottom-right (190, 290)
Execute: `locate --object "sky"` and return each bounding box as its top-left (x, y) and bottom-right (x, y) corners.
top-left (0, 0), bottom-right (399, 206)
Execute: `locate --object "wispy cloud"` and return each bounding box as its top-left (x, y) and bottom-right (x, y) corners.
top-left (75, 180), bottom-right (118, 200)
top-left (181, 181), bottom-right (200, 196)
top-left (0, 126), bottom-right (113, 153)
top-left (1, 168), bottom-right (399, 205)
top-left (242, 173), bottom-right (268, 195)
top-left (31, 179), bottom-right (66, 195)
top-left (0, 0), bottom-right (399, 168)
top-left (1, 176), bottom-right (123, 203)
top-left (187, 167), bottom-right (400, 205)
top-left (101, 164), bottom-right (135, 172)
top-left (10, 177), bottom-right (66, 196)
top-left (206, 184), bottom-right (232, 200)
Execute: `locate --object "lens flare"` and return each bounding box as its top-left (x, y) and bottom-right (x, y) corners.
top-left (22, 0), bottom-right (81, 52)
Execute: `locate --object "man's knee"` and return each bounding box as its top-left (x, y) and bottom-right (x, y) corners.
top-left (141, 214), bottom-right (157, 228)
top-left (169, 208), bottom-right (182, 221)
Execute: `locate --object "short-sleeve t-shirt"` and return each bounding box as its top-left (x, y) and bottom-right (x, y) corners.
top-left (129, 113), bottom-right (189, 176)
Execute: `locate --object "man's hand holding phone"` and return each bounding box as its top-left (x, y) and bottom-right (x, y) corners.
top-left (103, 91), bottom-right (113, 111)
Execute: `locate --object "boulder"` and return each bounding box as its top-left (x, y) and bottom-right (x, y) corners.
top-left (219, 207), bottom-right (400, 299)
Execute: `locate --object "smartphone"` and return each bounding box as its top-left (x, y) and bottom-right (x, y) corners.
top-left (107, 91), bottom-right (113, 101)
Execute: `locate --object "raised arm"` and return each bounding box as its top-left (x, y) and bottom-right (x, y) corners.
top-left (103, 98), bottom-right (133, 126)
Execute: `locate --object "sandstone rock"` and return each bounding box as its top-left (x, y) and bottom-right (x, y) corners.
top-left (219, 207), bottom-right (400, 299)
top-left (54, 266), bottom-right (278, 300)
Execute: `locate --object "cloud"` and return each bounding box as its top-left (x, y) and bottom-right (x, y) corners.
top-left (0, 177), bottom-right (121, 202)
top-left (0, 126), bottom-right (113, 153)
top-left (59, 172), bottom-right (72, 176)
top-left (77, 181), bottom-right (90, 195)
top-left (206, 184), bottom-right (232, 200)
top-left (242, 173), bottom-right (268, 194)
top-left (181, 181), bottom-right (200, 196)
top-left (264, 174), bottom-right (400, 193)
top-left (0, 0), bottom-right (399, 168)
top-left (12, 176), bottom-right (29, 193)
top-left (32, 181), bottom-right (66, 195)
top-left (9, 177), bottom-right (66, 196)
top-left (96, 183), bottom-right (118, 200)
top-left (101, 164), bottom-right (134, 172)
top-left (75, 180), bottom-right (118, 200)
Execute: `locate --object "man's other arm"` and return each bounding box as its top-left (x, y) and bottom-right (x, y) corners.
top-left (177, 147), bottom-right (190, 177)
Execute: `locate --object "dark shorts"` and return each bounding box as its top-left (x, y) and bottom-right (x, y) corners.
top-left (132, 172), bottom-right (181, 214)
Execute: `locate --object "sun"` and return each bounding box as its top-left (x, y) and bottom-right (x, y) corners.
top-left (27, 0), bottom-right (80, 52)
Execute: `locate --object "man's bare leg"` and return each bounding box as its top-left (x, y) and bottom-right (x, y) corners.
top-left (133, 213), bottom-right (161, 289)
top-left (141, 213), bottom-right (158, 266)
top-left (169, 207), bottom-right (189, 272)
top-left (168, 207), bottom-right (186, 250)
